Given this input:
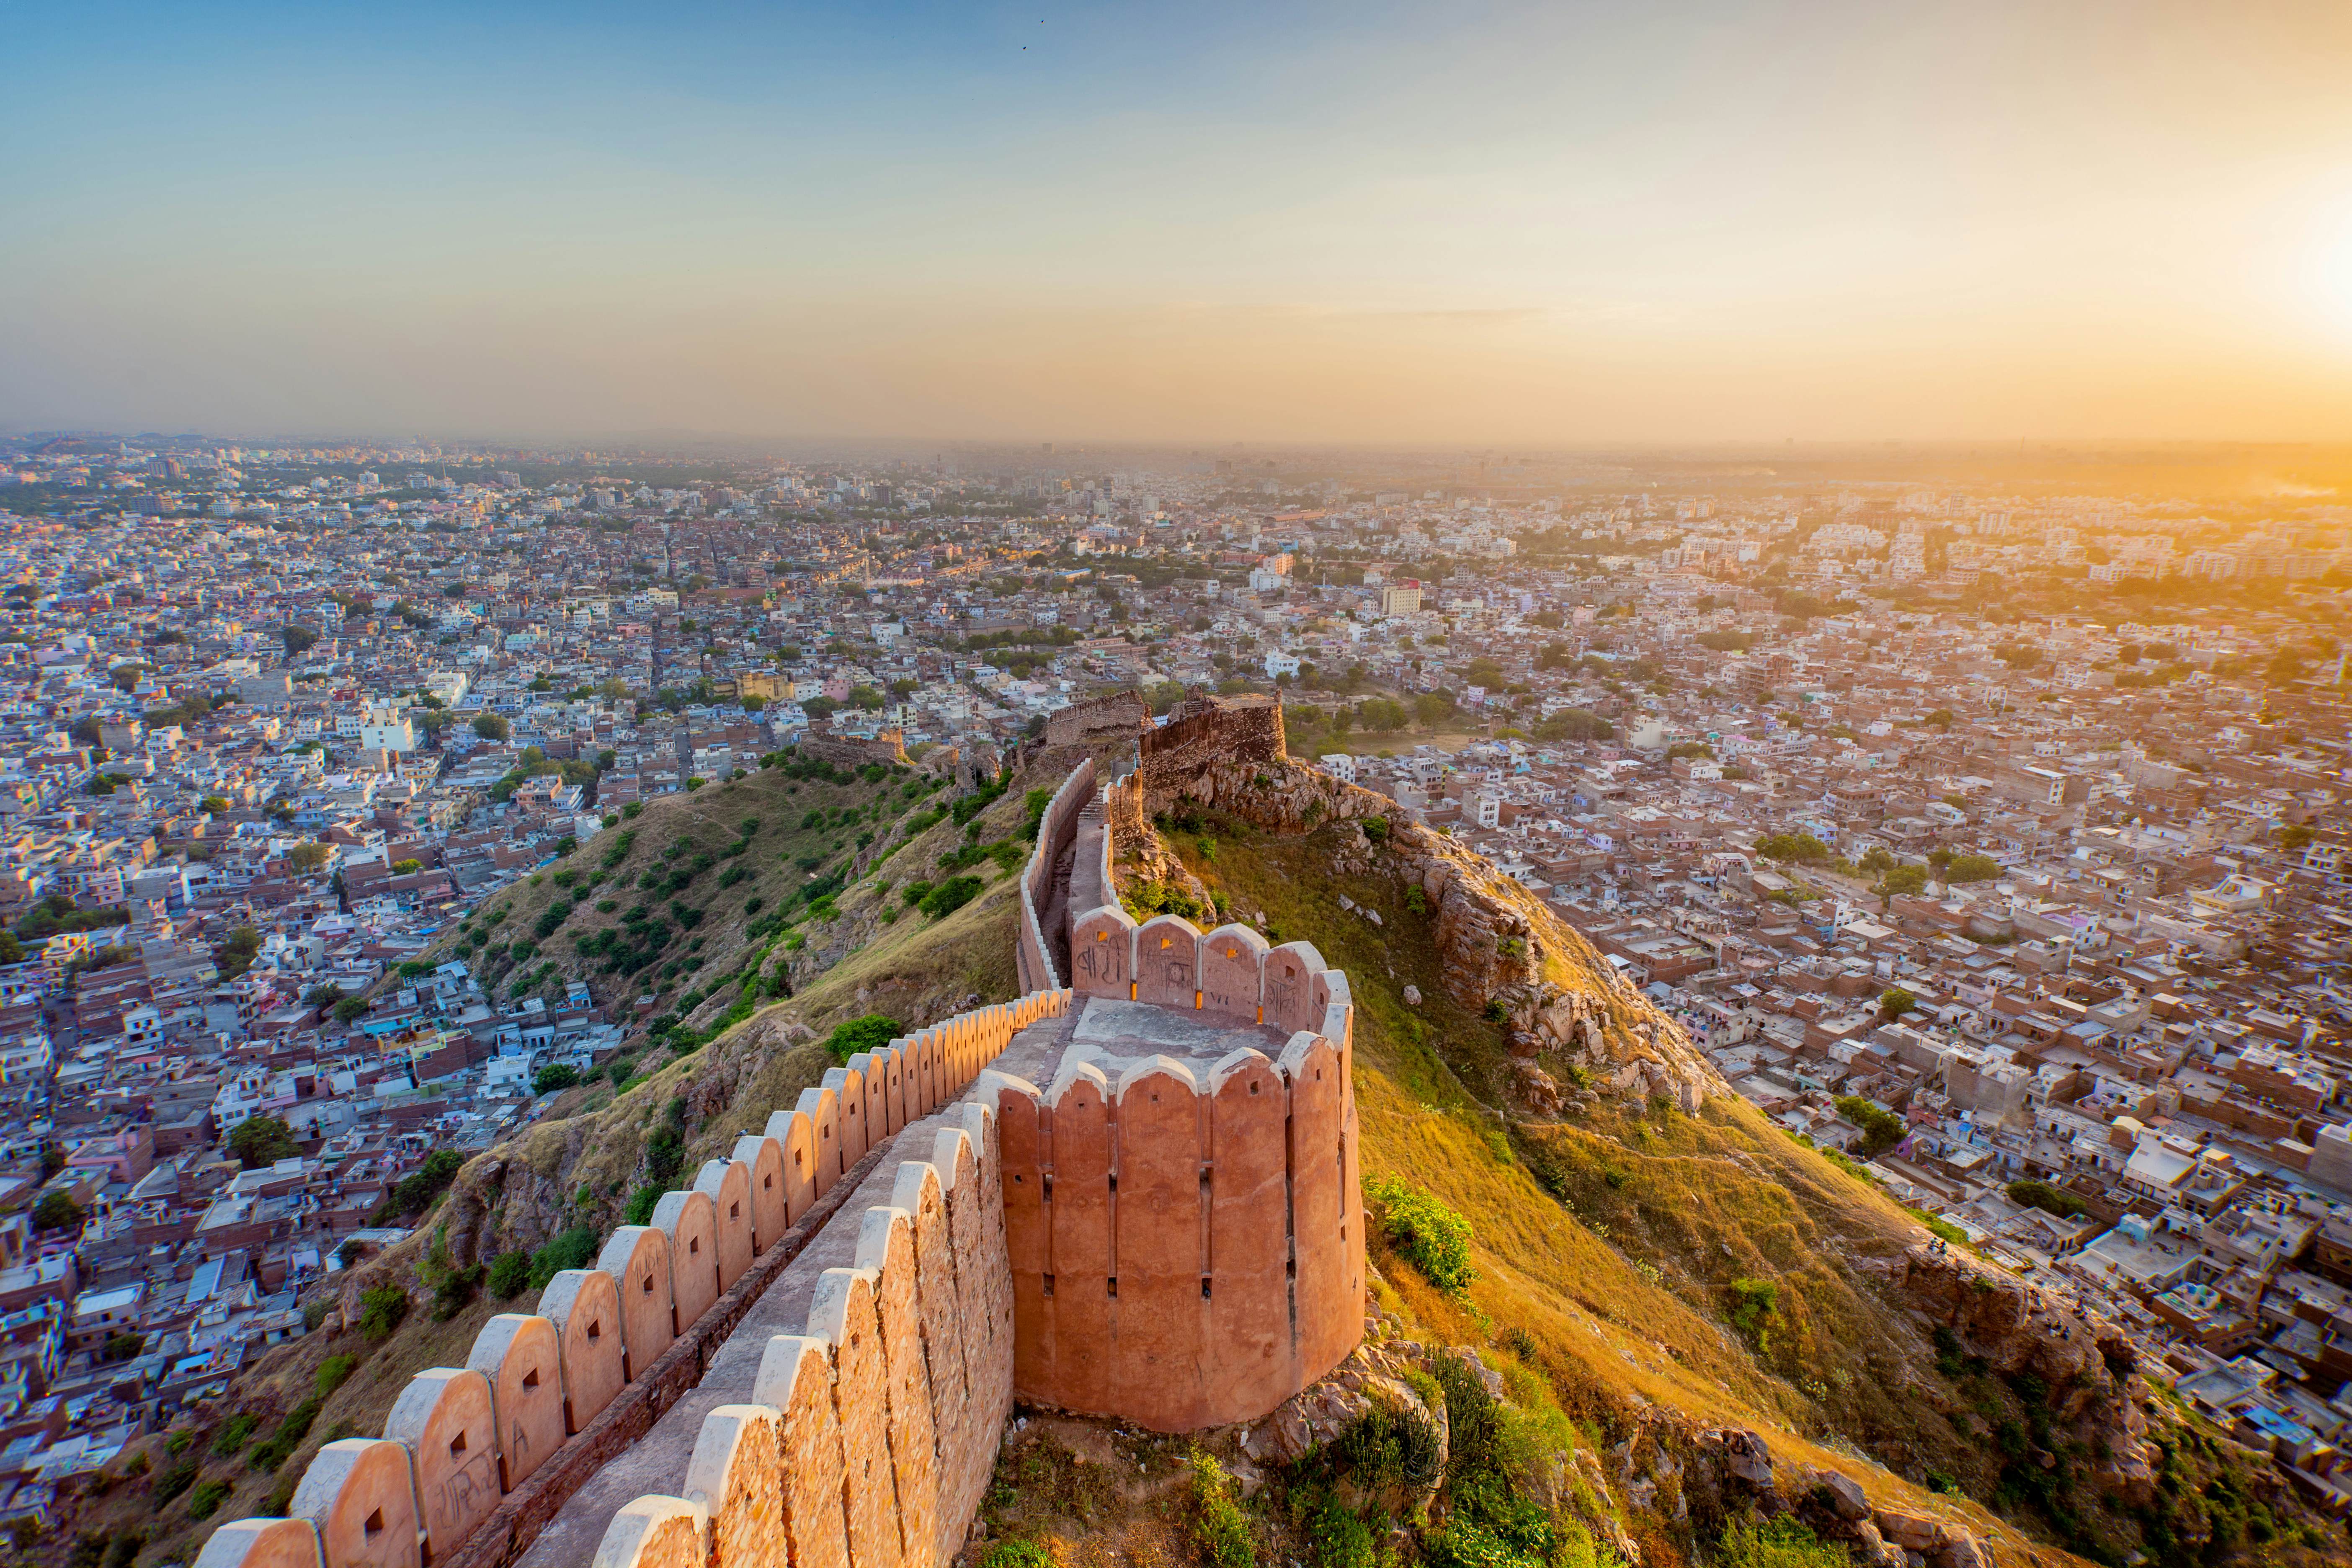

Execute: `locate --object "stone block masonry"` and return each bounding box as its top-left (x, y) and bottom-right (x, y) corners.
top-left (199, 757), bottom-right (1368, 1568)
top-left (196, 988), bottom-right (1069, 1568)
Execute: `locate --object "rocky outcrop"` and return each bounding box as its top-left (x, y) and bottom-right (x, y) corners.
top-left (1135, 745), bottom-right (1719, 1113)
top-left (1897, 1242), bottom-right (2155, 1504)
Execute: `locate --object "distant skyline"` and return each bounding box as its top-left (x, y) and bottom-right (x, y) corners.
top-left (8, 1), bottom-right (2352, 444)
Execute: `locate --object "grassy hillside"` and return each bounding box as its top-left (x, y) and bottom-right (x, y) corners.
top-left (1135, 811), bottom-right (2339, 1568)
top-left (71, 762), bottom-right (2339, 1568)
top-left (56, 759), bottom-right (1047, 1568)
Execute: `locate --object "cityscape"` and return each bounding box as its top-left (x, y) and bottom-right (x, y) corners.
top-left (0, 435), bottom-right (2346, 1538)
top-left (10, 3), bottom-right (2352, 1568)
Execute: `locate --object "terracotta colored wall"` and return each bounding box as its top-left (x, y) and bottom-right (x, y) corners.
top-left (222, 989), bottom-right (1073, 1568)
top-left (694, 1159), bottom-right (755, 1292)
top-left (1134, 916), bottom-right (1202, 1011)
top-left (1019, 759), bottom-right (1095, 993)
top-left (992, 971), bottom-right (1363, 1431)
top-left (1069, 906), bottom-right (1137, 998)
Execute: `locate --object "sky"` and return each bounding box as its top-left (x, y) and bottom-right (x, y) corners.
top-left (7, 0), bottom-right (2352, 445)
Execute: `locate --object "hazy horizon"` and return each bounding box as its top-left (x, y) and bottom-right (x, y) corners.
top-left (8, 1), bottom-right (2352, 445)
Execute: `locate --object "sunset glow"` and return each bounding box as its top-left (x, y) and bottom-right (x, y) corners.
top-left (7, 1), bottom-right (2352, 442)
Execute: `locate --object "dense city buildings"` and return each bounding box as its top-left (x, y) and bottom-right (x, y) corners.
top-left (0, 432), bottom-right (2344, 1515)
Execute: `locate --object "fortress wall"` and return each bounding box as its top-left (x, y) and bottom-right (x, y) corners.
top-left (1012, 747), bottom-right (1365, 1434)
top-left (204, 988), bottom-right (1070, 1568)
top-left (1016, 758), bottom-right (1095, 993)
top-left (990, 1017), bottom-right (1360, 1431)
top-left (1134, 695), bottom-right (1284, 794)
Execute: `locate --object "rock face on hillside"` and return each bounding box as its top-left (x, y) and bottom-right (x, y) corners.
top-left (1130, 722), bottom-right (1716, 1113)
top-left (1896, 1243), bottom-right (2157, 1504)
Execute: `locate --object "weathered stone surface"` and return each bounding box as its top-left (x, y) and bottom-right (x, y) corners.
top-left (1816, 1469), bottom-right (1871, 1520)
top-left (1875, 1510), bottom-right (1944, 1551)
top-left (291, 1438), bottom-right (423, 1568)
top-left (680, 1406), bottom-right (781, 1568)
top-left (385, 1368), bottom-right (503, 1560)
top-left (1719, 1429), bottom-right (1776, 1488)
top-left (194, 1519), bottom-right (325, 1568)
top-left (468, 1314), bottom-right (567, 1491)
top-left (1896, 1242), bottom-right (2148, 1499)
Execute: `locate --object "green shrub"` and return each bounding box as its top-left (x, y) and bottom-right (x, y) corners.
top-left (2006, 1179), bottom-right (2086, 1218)
top-left (918, 875), bottom-right (983, 919)
top-left (627, 1184), bottom-right (662, 1224)
top-left (432, 1263), bottom-right (484, 1321)
top-left (486, 1251), bottom-right (531, 1298)
top-left (1832, 1094), bottom-right (1906, 1156)
top-left (1366, 1176), bottom-right (1475, 1291)
top-left (358, 1286), bottom-right (409, 1339)
top-left (529, 1225), bottom-right (603, 1289)
top-left (210, 1412), bottom-right (258, 1457)
top-left (187, 1479), bottom-right (233, 1519)
top-left (1715, 1516), bottom-right (1849, 1568)
top-left (824, 1014), bottom-right (903, 1065)
top-left (1186, 1448), bottom-right (1253, 1568)
top-left (1309, 1494), bottom-right (1376, 1568)
top-left (1331, 1394), bottom-right (1442, 1492)
top-left (153, 1460), bottom-right (198, 1503)
top-left (315, 1355), bottom-right (358, 1399)
top-left (1728, 1277), bottom-right (1779, 1356)
top-left (247, 1395), bottom-right (324, 1473)
top-left (977, 1544), bottom-right (1053, 1568)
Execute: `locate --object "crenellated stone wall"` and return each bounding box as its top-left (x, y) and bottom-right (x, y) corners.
top-left (196, 989), bottom-right (1070, 1568)
top-left (196, 758), bottom-right (1367, 1568)
top-left (1015, 758), bottom-right (1095, 995)
top-left (1018, 757), bottom-right (1365, 1433)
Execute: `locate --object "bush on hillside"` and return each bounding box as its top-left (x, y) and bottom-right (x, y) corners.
top-left (1185, 1449), bottom-right (1253, 1568)
top-left (825, 1014), bottom-right (903, 1064)
top-left (1832, 1094), bottom-right (1906, 1157)
top-left (529, 1225), bottom-right (603, 1289)
top-left (1367, 1177), bottom-right (1476, 1292)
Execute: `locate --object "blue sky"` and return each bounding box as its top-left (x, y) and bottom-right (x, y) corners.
top-left (7, 2), bottom-right (2352, 441)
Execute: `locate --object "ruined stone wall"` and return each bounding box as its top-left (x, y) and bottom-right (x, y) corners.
top-left (798, 730), bottom-right (910, 770)
top-left (1016, 759), bottom-right (1094, 994)
top-left (201, 989), bottom-right (1070, 1568)
top-left (1043, 690), bottom-right (1148, 749)
top-left (1133, 694), bottom-right (1284, 795)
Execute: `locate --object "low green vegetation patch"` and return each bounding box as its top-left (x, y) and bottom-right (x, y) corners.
top-left (1367, 1175), bottom-right (1476, 1292)
top-left (2006, 1179), bottom-right (2086, 1218)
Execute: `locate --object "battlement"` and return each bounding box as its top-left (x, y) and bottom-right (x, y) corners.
top-left (198, 991), bottom-right (1067, 1568)
top-left (1012, 753), bottom-right (1364, 1432)
top-left (196, 761), bottom-right (1362, 1568)
top-left (796, 730), bottom-right (910, 770)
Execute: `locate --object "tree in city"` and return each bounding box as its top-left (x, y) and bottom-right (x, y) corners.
top-left (229, 1116), bottom-right (301, 1168)
top-left (1875, 864), bottom-right (1928, 900)
top-left (287, 842), bottom-right (330, 874)
top-left (1833, 1094), bottom-right (1906, 1157)
top-left (1878, 987), bottom-right (1918, 1022)
top-left (279, 624), bottom-right (320, 655)
top-left (1942, 853), bottom-right (2000, 884)
top-left (31, 1191), bottom-right (82, 1233)
top-left (473, 714), bottom-right (510, 741)
top-left (214, 924), bottom-right (263, 979)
